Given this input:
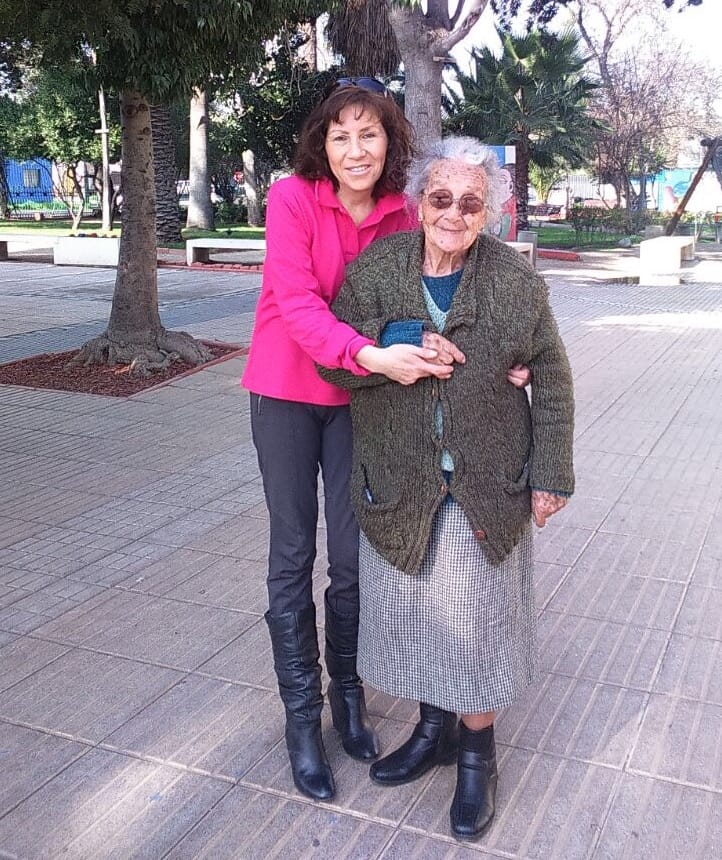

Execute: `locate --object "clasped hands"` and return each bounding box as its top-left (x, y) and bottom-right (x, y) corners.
top-left (356, 333), bottom-right (531, 388)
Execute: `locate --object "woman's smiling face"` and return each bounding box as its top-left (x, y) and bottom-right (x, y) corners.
top-left (324, 105), bottom-right (389, 201)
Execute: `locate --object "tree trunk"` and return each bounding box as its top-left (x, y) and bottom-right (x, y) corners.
top-left (186, 89), bottom-right (214, 230)
top-left (515, 141), bottom-right (530, 231)
top-left (0, 156), bottom-right (11, 217)
top-left (97, 87), bottom-right (112, 233)
top-left (387, 3), bottom-right (444, 149)
top-left (242, 149), bottom-right (261, 227)
top-left (386, 0), bottom-right (488, 150)
top-left (71, 90), bottom-right (211, 373)
top-left (151, 104), bottom-right (182, 245)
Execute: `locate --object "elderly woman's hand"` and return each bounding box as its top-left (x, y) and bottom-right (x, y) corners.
top-left (356, 344), bottom-right (455, 385)
top-left (531, 490), bottom-right (567, 527)
top-left (507, 363), bottom-right (531, 388)
top-left (421, 332), bottom-right (466, 366)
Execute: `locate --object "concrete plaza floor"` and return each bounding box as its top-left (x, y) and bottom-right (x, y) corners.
top-left (0, 247), bottom-right (720, 859)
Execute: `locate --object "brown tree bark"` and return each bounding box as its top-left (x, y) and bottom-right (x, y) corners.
top-left (71, 90), bottom-right (211, 374)
top-left (151, 103), bottom-right (182, 246)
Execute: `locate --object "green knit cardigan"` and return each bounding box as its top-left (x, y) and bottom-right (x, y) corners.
top-left (319, 231), bottom-right (574, 572)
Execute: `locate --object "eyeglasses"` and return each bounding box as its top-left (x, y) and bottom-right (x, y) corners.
top-left (424, 191), bottom-right (485, 216)
top-left (334, 76), bottom-right (388, 96)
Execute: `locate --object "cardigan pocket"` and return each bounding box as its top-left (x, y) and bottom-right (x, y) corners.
top-left (355, 463), bottom-right (404, 549)
top-left (503, 460), bottom-right (530, 494)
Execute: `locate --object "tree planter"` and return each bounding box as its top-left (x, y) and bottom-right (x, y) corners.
top-left (53, 236), bottom-right (120, 267)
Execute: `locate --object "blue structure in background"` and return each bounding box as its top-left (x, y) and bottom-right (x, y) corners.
top-left (2, 158), bottom-right (54, 204)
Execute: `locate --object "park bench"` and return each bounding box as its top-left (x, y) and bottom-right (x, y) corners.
top-left (0, 232), bottom-right (60, 260)
top-left (639, 235), bottom-right (695, 286)
top-left (505, 240), bottom-right (535, 265)
top-left (528, 204), bottom-right (563, 226)
top-left (186, 237), bottom-right (266, 266)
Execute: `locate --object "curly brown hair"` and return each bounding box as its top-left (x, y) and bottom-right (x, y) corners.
top-left (293, 87), bottom-right (415, 197)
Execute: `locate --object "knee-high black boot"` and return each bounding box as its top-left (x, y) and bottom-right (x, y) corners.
top-left (449, 722), bottom-right (497, 840)
top-left (370, 702), bottom-right (458, 785)
top-left (324, 594), bottom-right (380, 761)
top-left (265, 607), bottom-right (335, 800)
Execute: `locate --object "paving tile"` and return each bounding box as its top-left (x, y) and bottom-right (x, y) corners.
top-left (547, 569), bottom-right (685, 630)
top-left (404, 747), bottom-right (619, 859)
top-left (654, 634), bottom-right (722, 704)
top-left (690, 550), bottom-right (722, 589)
top-left (1, 527), bottom-right (134, 576)
top-left (537, 611), bottom-right (668, 691)
top-left (0, 649), bottom-right (182, 742)
top-left (58, 497), bottom-right (191, 540)
top-left (111, 546), bottom-right (221, 594)
top-left (0, 747), bottom-right (230, 859)
top-left (138, 507), bottom-right (235, 548)
top-left (534, 562), bottom-right (570, 609)
top-left (380, 831), bottom-right (496, 858)
top-left (32, 590), bottom-right (256, 671)
top-left (197, 617), bottom-right (276, 689)
top-left (533, 524), bottom-right (594, 566)
top-left (0, 722), bottom-right (89, 817)
top-left (496, 673), bottom-right (647, 768)
top-left (572, 532), bottom-right (700, 582)
top-left (674, 584), bottom-right (722, 641)
top-left (104, 676), bottom-right (282, 780)
top-left (629, 695), bottom-right (722, 790)
top-left (167, 784), bottom-right (393, 860)
top-left (160, 554), bottom-right (267, 612)
top-left (0, 517), bottom-right (45, 549)
top-left (576, 420), bottom-right (667, 457)
top-left (186, 514), bottom-right (270, 560)
top-left (0, 634), bottom-right (70, 692)
top-left (599, 501), bottom-right (712, 544)
top-left (593, 772), bottom-right (722, 860)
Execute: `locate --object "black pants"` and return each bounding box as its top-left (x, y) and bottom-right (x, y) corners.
top-left (250, 393), bottom-right (359, 616)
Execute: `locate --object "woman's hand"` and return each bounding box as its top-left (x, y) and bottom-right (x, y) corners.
top-left (421, 332), bottom-right (466, 366)
top-left (507, 363), bottom-right (531, 388)
top-left (531, 490), bottom-right (567, 527)
top-left (356, 344), bottom-right (455, 385)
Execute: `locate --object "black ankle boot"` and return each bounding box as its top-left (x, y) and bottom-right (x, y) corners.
top-left (324, 595), bottom-right (380, 761)
top-left (265, 607), bottom-right (335, 801)
top-left (370, 702), bottom-right (458, 786)
top-left (449, 722), bottom-right (497, 840)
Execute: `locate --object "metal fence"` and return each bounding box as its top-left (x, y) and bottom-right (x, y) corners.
top-left (3, 188), bottom-right (102, 220)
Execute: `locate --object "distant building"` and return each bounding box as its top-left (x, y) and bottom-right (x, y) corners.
top-left (3, 157), bottom-right (54, 204)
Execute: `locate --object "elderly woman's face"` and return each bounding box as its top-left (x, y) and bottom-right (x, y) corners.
top-left (418, 161), bottom-right (487, 257)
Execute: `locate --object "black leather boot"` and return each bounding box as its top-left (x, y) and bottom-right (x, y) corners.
top-left (324, 594), bottom-right (380, 761)
top-left (370, 702), bottom-right (458, 785)
top-left (265, 607), bottom-right (335, 801)
top-left (449, 722), bottom-right (497, 840)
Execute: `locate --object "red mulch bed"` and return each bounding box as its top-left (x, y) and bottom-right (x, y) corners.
top-left (0, 341), bottom-right (247, 397)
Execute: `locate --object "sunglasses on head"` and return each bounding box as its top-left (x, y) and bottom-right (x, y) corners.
top-left (425, 190), bottom-right (485, 216)
top-left (334, 76), bottom-right (388, 96)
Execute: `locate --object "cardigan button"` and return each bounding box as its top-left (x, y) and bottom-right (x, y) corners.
top-left (474, 529), bottom-right (486, 540)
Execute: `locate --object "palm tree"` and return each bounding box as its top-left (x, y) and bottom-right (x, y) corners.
top-left (444, 27), bottom-right (599, 228)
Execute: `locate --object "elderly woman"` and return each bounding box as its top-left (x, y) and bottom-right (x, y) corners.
top-left (319, 137), bottom-right (574, 839)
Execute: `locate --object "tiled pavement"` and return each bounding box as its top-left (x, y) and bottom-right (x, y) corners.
top-left (0, 249), bottom-right (721, 859)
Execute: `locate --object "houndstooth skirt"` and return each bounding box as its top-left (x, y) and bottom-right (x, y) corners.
top-left (358, 499), bottom-right (538, 714)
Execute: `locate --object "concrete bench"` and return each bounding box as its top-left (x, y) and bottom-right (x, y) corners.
top-left (0, 233), bottom-right (60, 260)
top-left (186, 237), bottom-right (266, 266)
top-left (505, 240), bottom-right (535, 265)
top-left (53, 236), bottom-right (120, 266)
top-left (639, 235), bottom-right (695, 286)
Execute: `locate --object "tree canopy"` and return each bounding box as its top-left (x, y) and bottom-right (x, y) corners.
top-left (445, 26), bottom-right (598, 226)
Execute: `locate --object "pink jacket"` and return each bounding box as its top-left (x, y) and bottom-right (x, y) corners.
top-left (242, 175), bottom-right (417, 406)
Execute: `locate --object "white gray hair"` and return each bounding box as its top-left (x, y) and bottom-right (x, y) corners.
top-left (406, 136), bottom-right (509, 227)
